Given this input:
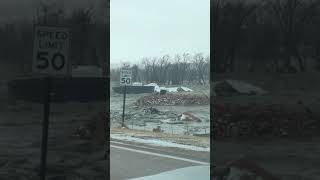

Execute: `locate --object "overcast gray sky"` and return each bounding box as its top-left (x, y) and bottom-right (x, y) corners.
top-left (111, 0), bottom-right (210, 66)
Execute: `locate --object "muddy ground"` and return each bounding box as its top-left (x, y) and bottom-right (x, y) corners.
top-left (213, 72), bottom-right (320, 180)
top-left (110, 81), bottom-right (210, 136)
top-left (0, 100), bottom-right (107, 179)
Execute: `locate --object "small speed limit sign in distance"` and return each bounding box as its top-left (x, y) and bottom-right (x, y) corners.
top-left (120, 67), bottom-right (132, 86)
top-left (32, 26), bottom-right (70, 76)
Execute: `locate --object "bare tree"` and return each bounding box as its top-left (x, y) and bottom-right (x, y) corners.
top-left (267, 0), bottom-right (320, 72)
top-left (110, 53), bottom-right (210, 85)
top-left (227, 1), bottom-right (257, 72)
top-left (132, 64), bottom-right (140, 82)
top-left (158, 55), bottom-right (170, 84)
top-left (213, 0), bottom-right (257, 72)
top-left (151, 57), bottom-right (158, 82)
top-left (68, 8), bottom-right (94, 65)
top-left (193, 53), bottom-right (207, 85)
top-left (142, 58), bottom-right (152, 83)
top-left (212, 0), bottom-right (225, 72)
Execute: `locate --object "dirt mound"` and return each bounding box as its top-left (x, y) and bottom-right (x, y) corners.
top-left (212, 103), bottom-right (320, 139)
top-left (213, 159), bottom-right (281, 180)
top-left (213, 79), bottom-right (268, 96)
top-left (135, 94), bottom-right (210, 106)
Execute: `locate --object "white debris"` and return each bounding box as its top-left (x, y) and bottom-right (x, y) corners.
top-left (226, 80), bottom-right (267, 95)
top-left (214, 79), bottom-right (268, 96)
top-left (133, 82), bottom-right (143, 86)
top-left (111, 134), bottom-right (210, 152)
top-left (144, 83), bottom-right (159, 87)
top-left (181, 113), bottom-right (189, 121)
top-left (145, 83), bottom-right (160, 92)
top-left (157, 86), bottom-right (193, 93)
top-left (143, 83), bottom-right (193, 93)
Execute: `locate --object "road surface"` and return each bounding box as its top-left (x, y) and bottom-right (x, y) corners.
top-left (110, 139), bottom-right (210, 180)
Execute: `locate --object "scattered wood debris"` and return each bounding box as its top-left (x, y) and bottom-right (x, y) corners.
top-left (135, 94), bottom-right (210, 106)
top-left (212, 103), bottom-right (320, 139)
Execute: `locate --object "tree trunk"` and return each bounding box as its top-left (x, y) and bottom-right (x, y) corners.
top-left (229, 45), bottom-right (236, 72)
top-left (293, 46), bottom-right (306, 72)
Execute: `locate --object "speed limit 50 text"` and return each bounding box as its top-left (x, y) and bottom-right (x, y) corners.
top-left (33, 26), bottom-right (69, 75)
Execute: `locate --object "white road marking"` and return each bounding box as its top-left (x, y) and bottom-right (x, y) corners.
top-left (111, 144), bottom-right (209, 165)
top-left (110, 140), bottom-right (161, 151)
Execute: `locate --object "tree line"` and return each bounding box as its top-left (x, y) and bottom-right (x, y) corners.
top-left (213, 0), bottom-right (320, 73)
top-left (111, 53), bottom-right (210, 85)
top-left (0, 2), bottom-right (107, 75)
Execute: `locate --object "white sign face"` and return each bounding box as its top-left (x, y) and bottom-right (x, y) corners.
top-left (32, 26), bottom-right (70, 75)
top-left (120, 66), bottom-right (132, 86)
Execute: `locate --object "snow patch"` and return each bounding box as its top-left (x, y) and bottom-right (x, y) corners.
top-left (111, 134), bottom-right (210, 152)
top-left (145, 83), bottom-right (193, 93)
top-left (226, 80), bottom-right (267, 94)
top-left (158, 86), bottom-right (193, 93)
top-left (180, 86), bottom-right (193, 92)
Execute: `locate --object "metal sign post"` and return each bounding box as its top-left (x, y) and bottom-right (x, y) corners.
top-left (122, 85), bottom-right (127, 127)
top-left (40, 77), bottom-right (51, 180)
top-left (120, 65), bottom-right (132, 128)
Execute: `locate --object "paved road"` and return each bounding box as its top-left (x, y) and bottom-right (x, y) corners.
top-left (110, 140), bottom-right (210, 180)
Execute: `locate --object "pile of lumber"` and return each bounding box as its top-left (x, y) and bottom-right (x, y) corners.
top-left (212, 103), bottom-right (319, 138)
top-left (135, 94), bottom-right (210, 106)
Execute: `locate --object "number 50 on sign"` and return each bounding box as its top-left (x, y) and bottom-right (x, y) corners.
top-left (32, 26), bottom-right (70, 75)
top-left (120, 67), bottom-right (132, 86)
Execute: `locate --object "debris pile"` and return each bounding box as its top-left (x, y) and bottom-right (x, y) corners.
top-left (72, 120), bottom-right (97, 139)
top-left (179, 112), bottom-right (202, 122)
top-left (214, 81), bottom-right (238, 96)
top-left (213, 159), bottom-right (281, 180)
top-left (153, 126), bottom-right (164, 133)
top-left (213, 103), bottom-right (319, 139)
top-left (135, 94), bottom-right (210, 106)
top-left (143, 107), bottom-right (160, 114)
top-left (213, 80), bottom-right (268, 96)
top-left (73, 113), bottom-right (106, 140)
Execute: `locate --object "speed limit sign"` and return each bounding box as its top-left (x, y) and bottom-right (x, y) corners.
top-left (120, 66), bottom-right (132, 86)
top-left (32, 26), bottom-right (70, 75)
